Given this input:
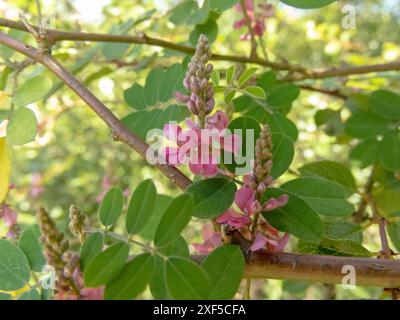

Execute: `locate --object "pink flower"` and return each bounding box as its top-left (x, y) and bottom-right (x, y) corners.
top-left (235, 186), bottom-right (256, 214)
top-left (250, 232), bottom-right (290, 252)
top-left (30, 173), bottom-right (44, 198)
top-left (161, 111), bottom-right (241, 178)
top-left (192, 224), bottom-right (222, 254)
top-left (0, 204), bottom-right (17, 227)
top-left (216, 208), bottom-right (251, 229)
top-left (263, 194), bottom-right (289, 211)
top-left (233, 1), bottom-right (275, 40)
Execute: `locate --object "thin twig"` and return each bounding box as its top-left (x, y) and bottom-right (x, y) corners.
top-left (1, 18), bottom-right (400, 80)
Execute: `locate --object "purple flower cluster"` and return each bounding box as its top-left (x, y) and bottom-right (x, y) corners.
top-left (176, 34), bottom-right (215, 122)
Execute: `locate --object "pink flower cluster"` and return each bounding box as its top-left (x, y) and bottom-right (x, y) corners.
top-left (216, 174), bottom-right (288, 229)
top-left (234, 0), bottom-right (275, 40)
top-left (0, 204), bottom-right (18, 239)
top-left (163, 110), bottom-right (241, 177)
top-left (55, 269), bottom-right (104, 300)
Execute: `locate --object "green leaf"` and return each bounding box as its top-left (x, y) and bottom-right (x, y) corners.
top-left (126, 179), bottom-right (157, 235)
top-left (202, 245), bottom-right (244, 299)
top-left (189, 19), bottom-right (219, 45)
top-left (314, 109), bottom-right (344, 136)
top-left (83, 242), bottom-right (129, 287)
top-left (12, 75), bottom-right (53, 107)
top-left (122, 104), bottom-right (189, 140)
top-left (270, 133), bottom-right (295, 179)
top-left (266, 113), bottom-right (298, 142)
top-left (257, 71), bottom-right (277, 94)
top-left (80, 232), bottom-right (103, 271)
top-left (225, 116), bottom-right (261, 175)
top-left (99, 187), bottom-right (124, 227)
top-left (262, 188), bottom-right (324, 242)
top-left (0, 240), bottom-right (30, 291)
top-left (170, 0), bottom-right (199, 25)
top-left (103, 43), bottom-right (130, 60)
top-left (299, 160), bottom-right (357, 195)
top-left (124, 64), bottom-right (184, 109)
top-left (243, 86), bottom-right (266, 100)
top-left (345, 112), bottom-right (390, 139)
top-left (280, 177), bottom-right (354, 217)
top-left (18, 225), bottom-right (45, 272)
top-left (224, 89), bottom-right (236, 104)
top-left (105, 253), bottom-right (154, 300)
top-left (379, 130), bottom-right (400, 172)
top-left (349, 138), bottom-right (380, 168)
top-left (238, 68), bottom-right (258, 88)
top-left (138, 194), bottom-right (173, 240)
top-left (102, 20), bottom-right (134, 60)
top-left (211, 70), bottom-right (220, 85)
top-left (150, 236), bottom-right (190, 299)
top-left (370, 90), bottom-right (400, 120)
top-left (373, 188), bottom-right (400, 216)
top-left (325, 220), bottom-right (363, 242)
top-left (186, 178), bottom-right (236, 219)
top-left (154, 194), bottom-right (193, 247)
top-left (209, 0), bottom-right (239, 12)
top-left (226, 65), bottom-right (236, 85)
top-left (297, 237), bottom-right (373, 257)
top-left (267, 84), bottom-right (300, 107)
top-left (6, 107), bottom-right (37, 146)
top-left (280, 0), bottom-right (337, 9)
top-left (388, 221), bottom-right (400, 252)
top-left (165, 257), bottom-right (210, 300)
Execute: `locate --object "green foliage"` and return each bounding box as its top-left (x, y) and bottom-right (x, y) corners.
top-left (267, 84), bottom-right (300, 108)
top-left (349, 138), bottom-right (380, 168)
top-left (186, 178), bottom-right (237, 219)
top-left (345, 112), bottom-right (390, 139)
top-left (80, 232), bottom-right (104, 271)
top-left (299, 160), bottom-right (357, 195)
top-left (209, 0), bottom-right (239, 13)
top-left (379, 130), bottom-right (400, 172)
top-left (280, 177), bottom-right (354, 217)
top-left (388, 221), bottom-right (400, 252)
top-left (126, 179), bottom-right (157, 235)
top-left (12, 75), bottom-right (53, 107)
top-left (83, 242), bottom-right (130, 287)
top-left (165, 256), bottom-right (210, 300)
top-left (270, 133), bottom-right (294, 179)
top-left (280, 0), bottom-right (337, 9)
top-left (262, 188), bottom-right (324, 242)
top-left (138, 194), bottom-right (173, 240)
top-left (201, 245), bottom-right (244, 299)
top-left (370, 90), bottom-right (400, 120)
top-left (154, 194), bottom-right (193, 247)
top-left (297, 237), bottom-right (373, 257)
top-left (6, 107), bottom-right (37, 145)
top-left (124, 64), bottom-right (185, 110)
top-left (18, 225), bottom-right (45, 272)
top-left (104, 253), bottom-right (155, 300)
top-left (99, 187), bottom-right (124, 227)
top-left (0, 240), bottom-right (30, 291)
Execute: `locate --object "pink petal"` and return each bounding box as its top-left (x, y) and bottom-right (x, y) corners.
top-left (202, 164), bottom-right (219, 177)
top-left (206, 110), bottom-right (229, 131)
top-left (216, 208), bottom-right (250, 229)
top-left (250, 233), bottom-right (268, 252)
top-left (233, 19), bottom-right (246, 29)
top-left (2, 206), bottom-right (17, 227)
top-left (235, 186), bottom-right (255, 212)
top-left (175, 91), bottom-right (189, 104)
top-left (163, 123), bottom-right (182, 141)
top-left (274, 233), bottom-right (290, 252)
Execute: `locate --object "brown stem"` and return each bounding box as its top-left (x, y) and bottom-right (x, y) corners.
top-left (192, 251), bottom-right (400, 288)
top-left (3, 18), bottom-right (399, 80)
top-left (353, 166), bottom-right (376, 223)
top-left (0, 31), bottom-right (192, 191)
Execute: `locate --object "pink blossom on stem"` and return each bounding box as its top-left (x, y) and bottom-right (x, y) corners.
top-left (192, 224), bottom-right (222, 254)
top-left (216, 208), bottom-right (251, 229)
